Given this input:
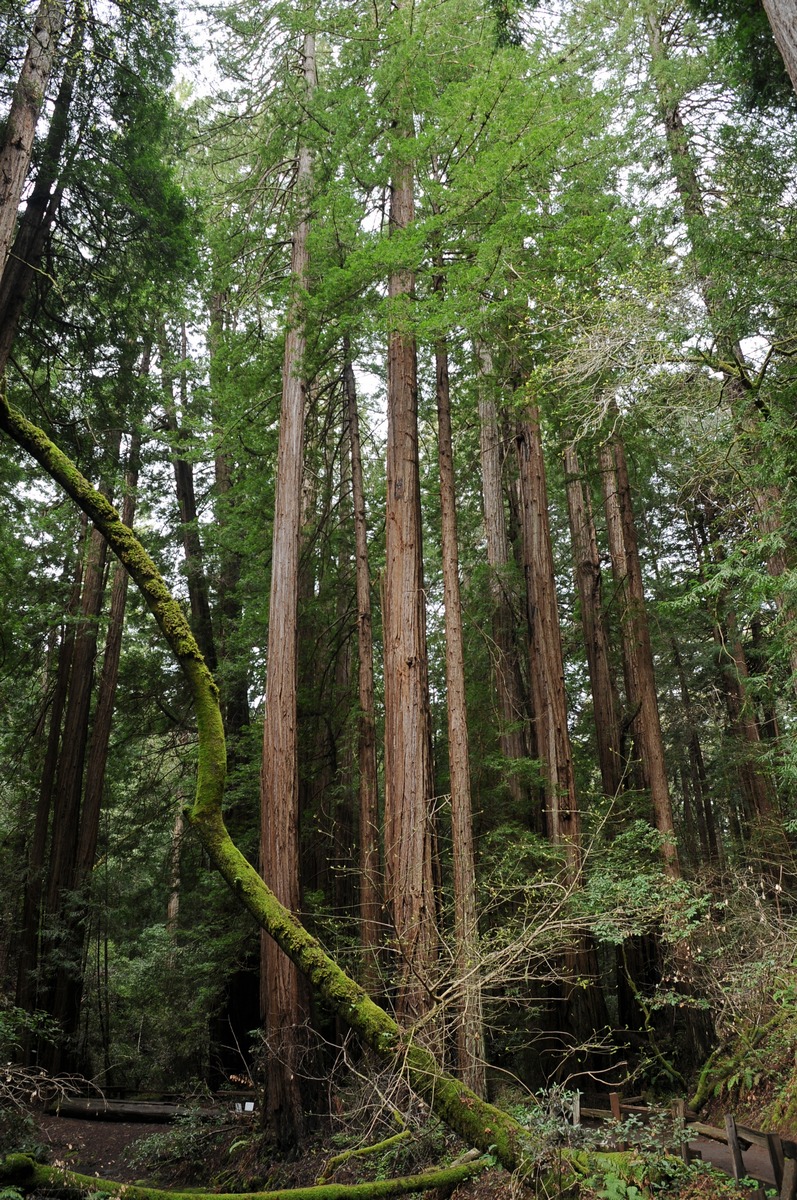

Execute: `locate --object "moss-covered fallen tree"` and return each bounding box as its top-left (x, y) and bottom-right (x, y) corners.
top-left (0, 395), bottom-right (649, 1193)
top-left (0, 1152), bottom-right (490, 1200)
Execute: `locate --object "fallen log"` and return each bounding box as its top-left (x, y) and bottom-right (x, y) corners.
top-left (0, 1153), bottom-right (490, 1200)
top-left (50, 1100), bottom-right (193, 1122)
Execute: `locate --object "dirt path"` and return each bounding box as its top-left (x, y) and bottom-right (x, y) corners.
top-left (34, 1114), bottom-right (166, 1184)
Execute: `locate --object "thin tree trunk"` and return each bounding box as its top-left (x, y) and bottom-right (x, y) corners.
top-left (15, 524), bottom-right (85, 1031)
top-left (476, 346), bottom-right (534, 818)
top-left (563, 443), bottom-right (623, 799)
top-left (435, 336), bottom-right (485, 1096)
top-left (343, 352), bottom-right (382, 992)
top-left (160, 327), bottom-right (218, 673)
top-left (600, 431), bottom-right (680, 878)
top-left (209, 290), bottom-right (249, 735)
top-left (0, 0), bottom-right (67, 281)
top-left (259, 31), bottom-right (316, 1149)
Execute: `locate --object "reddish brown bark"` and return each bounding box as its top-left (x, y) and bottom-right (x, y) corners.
top-left (600, 432), bottom-right (680, 878)
top-left (259, 32), bottom-right (315, 1148)
top-left (383, 125), bottom-right (437, 1031)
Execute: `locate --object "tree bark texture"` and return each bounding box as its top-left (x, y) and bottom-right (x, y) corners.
top-left (563, 443), bottom-right (623, 800)
top-left (761, 0), bottom-right (797, 95)
top-left (476, 347), bottom-right (535, 818)
top-left (599, 432), bottom-right (680, 878)
top-left (258, 31), bottom-right (316, 1148)
top-left (0, 10), bottom-right (82, 373)
top-left (0, 0), bottom-right (66, 281)
top-left (343, 354), bottom-right (382, 992)
top-left (435, 338), bottom-right (485, 1096)
top-left (383, 122), bottom-right (437, 1031)
top-left (515, 412), bottom-right (581, 875)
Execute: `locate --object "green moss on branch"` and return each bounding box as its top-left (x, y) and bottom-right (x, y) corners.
top-left (0, 1154), bottom-right (490, 1200)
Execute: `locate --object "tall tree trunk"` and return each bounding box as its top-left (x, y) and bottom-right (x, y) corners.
top-left (160, 327), bottom-right (218, 673)
top-left (259, 31), bottom-right (316, 1150)
top-left (382, 53), bottom-right (437, 1030)
top-left (0, 0), bottom-right (67, 280)
top-left (343, 352), bottom-right (382, 992)
top-left (42, 435), bottom-right (120, 1070)
top-left (0, 10), bottom-right (82, 373)
top-left (515, 412), bottom-right (581, 873)
top-left (435, 336), bottom-right (485, 1096)
top-left (476, 345), bottom-right (535, 819)
top-left (209, 290), bottom-right (249, 735)
top-left (600, 430), bottom-right (680, 878)
top-left (563, 443), bottom-right (623, 799)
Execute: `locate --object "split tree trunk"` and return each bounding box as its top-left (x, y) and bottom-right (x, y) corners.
top-left (258, 31), bottom-right (316, 1149)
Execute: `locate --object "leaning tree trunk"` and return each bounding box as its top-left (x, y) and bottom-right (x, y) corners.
top-left (258, 30), bottom-right (316, 1150)
top-left (761, 0), bottom-right (797, 94)
top-left (382, 82), bottom-right (437, 1032)
top-left (600, 430), bottom-right (680, 878)
top-left (435, 335), bottom-right (485, 1096)
top-left (0, 9), bottom-right (82, 373)
top-left (343, 351), bottom-right (382, 993)
top-left (0, 0), bottom-right (67, 281)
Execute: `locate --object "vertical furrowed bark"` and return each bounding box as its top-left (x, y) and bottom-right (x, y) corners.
top-left (259, 31), bottom-right (316, 1148)
top-left (383, 130), bottom-right (437, 1031)
top-left (0, 0), bottom-right (67, 280)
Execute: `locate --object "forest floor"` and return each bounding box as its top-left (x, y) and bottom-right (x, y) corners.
top-left (29, 1112), bottom-right (781, 1196)
top-left (34, 1114), bottom-right (168, 1184)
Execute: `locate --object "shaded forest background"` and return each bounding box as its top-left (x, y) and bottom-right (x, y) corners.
top-left (3, 0), bottom-right (797, 1162)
